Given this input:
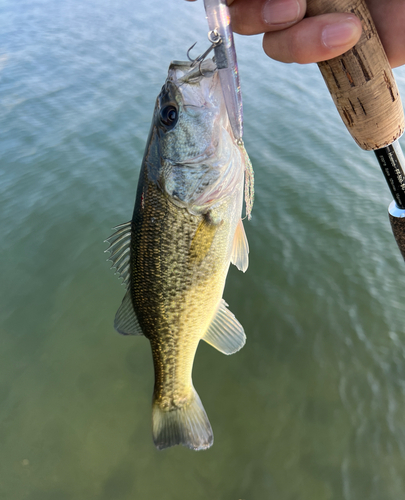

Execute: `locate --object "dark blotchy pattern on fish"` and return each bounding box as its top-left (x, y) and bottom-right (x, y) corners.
top-left (106, 58), bottom-right (251, 451)
top-left (130, 166), bottom-right (229, 411)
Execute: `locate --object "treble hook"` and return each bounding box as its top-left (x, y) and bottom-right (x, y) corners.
top-left (186, 30), bottom-right (223, 68)
top-left (187, 42), bottom-right (197, 62)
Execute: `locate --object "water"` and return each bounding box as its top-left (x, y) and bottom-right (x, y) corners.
top-left (2, 0), bottom-right (405, 498)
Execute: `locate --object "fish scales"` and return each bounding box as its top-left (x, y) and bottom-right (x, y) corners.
top-left (106, 57), bottom-right (253, 451)
top-left (132, 178), bottom-right (232, 405)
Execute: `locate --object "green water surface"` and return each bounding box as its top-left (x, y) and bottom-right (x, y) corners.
top-left (1, 0), bottom-right (405, 498)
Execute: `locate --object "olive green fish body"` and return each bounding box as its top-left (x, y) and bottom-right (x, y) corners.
top-left (106, 58), bottom-right (252, 451)
top-left (131, 174), bottom-right (241, 409)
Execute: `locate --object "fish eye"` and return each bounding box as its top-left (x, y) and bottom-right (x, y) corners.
top-left (160, 105), bottom-right (178, 128)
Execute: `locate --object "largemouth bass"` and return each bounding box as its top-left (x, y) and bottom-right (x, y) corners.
top-left (106, 57), bottom-right (253, 451)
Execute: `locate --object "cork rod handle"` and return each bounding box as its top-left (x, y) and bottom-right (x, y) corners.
top-left (306, 0), bottom-right (404, 151)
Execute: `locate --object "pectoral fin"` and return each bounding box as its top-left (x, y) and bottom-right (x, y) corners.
top-left (114, 290), bottom-right (143, 336)
top-left (230, 219), bottom-right (249, 272)
top-left (202, 299), bottom-right (246, 355)
top-left (188, 217), bottom-right (219, 266)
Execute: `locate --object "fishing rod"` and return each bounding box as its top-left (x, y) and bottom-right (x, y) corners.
top-left (307, 0), bottom-right (405, 259)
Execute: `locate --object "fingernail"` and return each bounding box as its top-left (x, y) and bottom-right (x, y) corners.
top-left (322, 19), bottom-right (360, 48)
top-left (262, 0), bottom-right (300, 26)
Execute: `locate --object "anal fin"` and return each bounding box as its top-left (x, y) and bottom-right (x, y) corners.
top-left (202, 299), bottom-right (246, 355)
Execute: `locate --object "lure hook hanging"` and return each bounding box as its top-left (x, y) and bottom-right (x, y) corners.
top-left (186, 42), bottom-right (197, 62)
top-left (186, 30), bottom-right (223, 68)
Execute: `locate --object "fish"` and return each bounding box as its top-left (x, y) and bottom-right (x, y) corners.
top-left (105, 56), bottom-right (253, 451)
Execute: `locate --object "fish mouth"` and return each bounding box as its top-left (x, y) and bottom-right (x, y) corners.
top-left (161, 58), bottom-right (220, 119)
top-left (169, 59), bottom-right (216, 84)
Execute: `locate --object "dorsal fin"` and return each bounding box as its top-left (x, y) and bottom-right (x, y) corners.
top-left (114, 290), bottom-right (143, 336)
top-left (230, 219), bottom-right (249, 273)
top-left (202, 299), bottom-right (245, 355)
top-left (104, 221), bottom-right (132, 287)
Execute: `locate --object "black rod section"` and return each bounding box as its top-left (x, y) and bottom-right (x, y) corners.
top-left (374, 144), bottom-right (405, 209)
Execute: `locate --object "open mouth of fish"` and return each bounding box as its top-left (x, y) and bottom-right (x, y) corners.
top-left (171, 58), bottom-right (217, 84)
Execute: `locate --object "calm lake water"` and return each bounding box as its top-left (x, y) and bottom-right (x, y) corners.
top-left (2, 0), bottom-right (405, 498)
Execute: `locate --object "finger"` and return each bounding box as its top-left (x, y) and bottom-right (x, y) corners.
top-left (365, 0), bottom-right (405, 68)
top-left (229, 0), bottom-right (306, 35)
top-left (262, 13), bottom-right (362, 64)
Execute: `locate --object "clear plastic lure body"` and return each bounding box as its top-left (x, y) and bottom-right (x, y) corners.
top-left (203, 0), bottom-right (243, 141)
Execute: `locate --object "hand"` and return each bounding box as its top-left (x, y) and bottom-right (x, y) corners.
top-left (186, 0), bottom-right (405, 68)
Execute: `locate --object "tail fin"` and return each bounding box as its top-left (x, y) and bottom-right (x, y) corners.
top-left (152, 389), bottom-right (213, 451)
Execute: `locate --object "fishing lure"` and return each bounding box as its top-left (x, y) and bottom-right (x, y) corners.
top-left (203, 0), bottom-right (254, 219)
